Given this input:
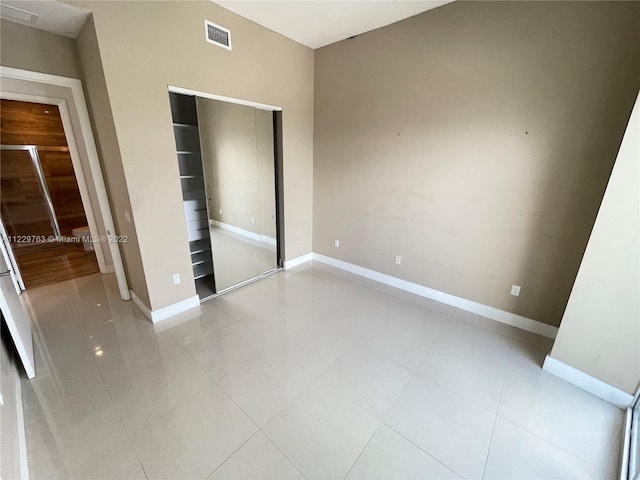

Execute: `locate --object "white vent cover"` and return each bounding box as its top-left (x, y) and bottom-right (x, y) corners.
top-left (204, 20), bottom-right (231, 50)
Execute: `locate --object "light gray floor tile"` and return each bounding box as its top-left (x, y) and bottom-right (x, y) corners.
top-left (263, 384), bottom-right (380, 480)
top-left (209, 432), bottom-right (304, 480)
top-left (385, 374), bottom-right (496, 479)
top-left (347, 425), bottom-right (461, 479)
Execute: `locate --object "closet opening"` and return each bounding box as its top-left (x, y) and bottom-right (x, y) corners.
top-left (168, 88), bottom-right (283, 300)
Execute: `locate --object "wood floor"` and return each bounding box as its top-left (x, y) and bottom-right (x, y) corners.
top-left (13, 242), bottom-right (99, 289)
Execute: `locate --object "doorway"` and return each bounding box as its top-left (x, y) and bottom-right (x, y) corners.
top-left (1, 99), bottom-right (99, 288)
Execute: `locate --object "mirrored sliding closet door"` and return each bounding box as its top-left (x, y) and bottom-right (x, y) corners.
top-left (169, 92), bottom-right (280, 299)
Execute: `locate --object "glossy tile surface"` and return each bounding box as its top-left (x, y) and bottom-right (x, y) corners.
top-left (18, 263), bottom-right (623, 479)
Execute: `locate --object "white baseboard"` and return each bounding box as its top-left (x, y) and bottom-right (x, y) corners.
top-left (543, 355), bottom-right (633, 408)
top-left (130, 290), bottom-right (152, 319)
top-left (284, 253), bottom-right (314, 270)
top-left (311, 253), bottom-right (558, 339)
top-left (130, 290), bottom-right (200, 323)
top-left (210, 219), bottom-right (276, 246)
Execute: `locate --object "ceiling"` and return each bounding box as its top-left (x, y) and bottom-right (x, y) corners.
top-left (0, 0), bottom-right (89, 38)
top-left (213, 1), bottom-right (453, 49)
top-left (0, 0), bottom-right (453, 48)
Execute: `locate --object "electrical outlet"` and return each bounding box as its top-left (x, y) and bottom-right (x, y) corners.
top-left (334, 240), bottom-right (340, 248)
top-left (251, 217), bottom-right (255, 225)
top-left (395, 255), bottom-right (402, 264)
top-left (219, 209), bottom-right (222, 215)
top-left (124, 210), bottom-right (131, 223)
top-left (510, 285), bottom-right (521, 296)
top-left (173, 274), bottom-right (181, 285)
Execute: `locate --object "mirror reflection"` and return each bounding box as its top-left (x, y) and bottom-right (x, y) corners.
top-left (197, 98), bottom-right (278, 291)
top-left (170, 92), bottom-right (279, 298)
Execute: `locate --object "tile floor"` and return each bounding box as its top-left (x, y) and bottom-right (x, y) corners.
top-left (19, 263), bottom-right (623, 479)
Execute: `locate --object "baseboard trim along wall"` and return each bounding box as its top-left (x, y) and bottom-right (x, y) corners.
top-left (284, 253), bottom-right (314, 270)
top-left (210, 219), bottom-right (276, 246)
top-left (307, 253), bottom-right (558, 339)
top-left (130, 290), bottom-right (200, 323)
top-left (543, 355), bottom-right (634, 408)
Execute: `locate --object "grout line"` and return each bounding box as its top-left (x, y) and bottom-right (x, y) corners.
top-left (260, 428), bottom-right (310, 480)
top-left (204, 429), bottom-right (262, 480)
top-left (480, 340), bottom-right (511, 480)
top-left (342, 423), bottom-right (382, 480)
top-left (412, 315), bottom-right (450, 374)
top-left (497, 414), bottom-right (618, 476)
top-left (138, 457), bottom-right (150, 480)
top-left (481, 414), bottom-right (499, 479)
top-left (380, 418), bottom-right (463, 479)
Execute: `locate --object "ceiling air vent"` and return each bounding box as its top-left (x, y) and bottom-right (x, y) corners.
top-left (205, 20), bottom-right (231, 51)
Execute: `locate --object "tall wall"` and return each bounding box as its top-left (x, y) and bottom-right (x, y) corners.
top-left (75, 18), bottom-right (149, 305)
top-left (549, 95), bottom-right (639, 395)
top-left (313, 1), bottom-right (640, 326)
top-left (0, 19), bottom-right (82, 78)
top-left (70, 0), bottom-right (314, 311)
top-left (0, 19), bottom-right (116, 272)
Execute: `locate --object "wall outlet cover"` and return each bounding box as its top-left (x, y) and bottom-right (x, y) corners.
top-left (511, 285), bottom-right (521, 296)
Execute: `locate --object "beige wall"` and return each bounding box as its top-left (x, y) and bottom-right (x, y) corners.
top-left (76, 18), bottom-right (150, 306)
top-left (0, 20), bottom-right (118, 272)
top-left (550, 95), bottom-right (639, 395)
top-left (313, 1), bottom-right (640, 327)
top-left (198, 99), bottom-right (262, 234)
top-left (69, 1), bottom-right (314, 310)
top-left (0, 19), bottom-right (83, 78)
top-left (198, 99), bottom-right (277, 239)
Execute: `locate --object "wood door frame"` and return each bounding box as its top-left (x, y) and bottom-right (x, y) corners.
top-left (0, 67), bottom-right (130, 301)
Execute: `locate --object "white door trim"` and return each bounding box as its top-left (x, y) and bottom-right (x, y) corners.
top-left (1, 85), bottom-right (108, 271)
top-left (168, 85), bottom-right (282, 112)
top-left (0, 217), bottom-right (25, 292)
top-left (0, 66), bottom-right (131, 301)
top-left (0, 252), bottom-right (35, 379)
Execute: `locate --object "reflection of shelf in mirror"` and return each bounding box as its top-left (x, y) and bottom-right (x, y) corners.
top-left (173, 123), bottom-right (198, 129)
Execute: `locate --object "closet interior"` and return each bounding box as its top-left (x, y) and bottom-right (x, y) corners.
top-left (169, 92), bottom-right (281, 300)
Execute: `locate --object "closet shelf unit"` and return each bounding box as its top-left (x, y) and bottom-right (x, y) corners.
top-left (169, 92), bottom-right (216, 299)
